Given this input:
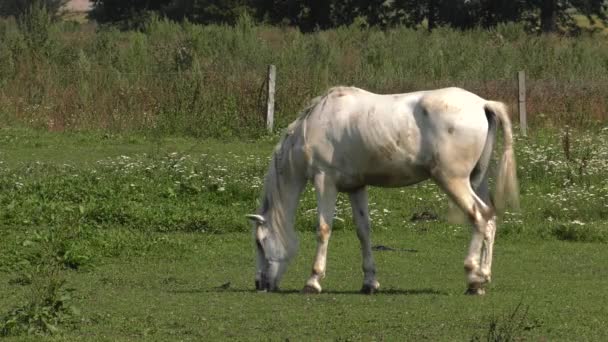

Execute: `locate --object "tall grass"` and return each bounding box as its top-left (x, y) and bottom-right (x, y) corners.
top-left (1, 13), bottom-right (607, 138)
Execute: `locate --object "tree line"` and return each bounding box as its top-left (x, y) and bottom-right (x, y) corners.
top-left (1, 0), bottom-right (607, 34)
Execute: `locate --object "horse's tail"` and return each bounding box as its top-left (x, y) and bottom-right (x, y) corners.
top-left (484, 101), bottom-right (519, 214)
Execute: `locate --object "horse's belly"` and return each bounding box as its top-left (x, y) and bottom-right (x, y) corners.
top-left (365, 162), bottom-right (429, 185)
top-left (335, 162), bottom-right (429, 191)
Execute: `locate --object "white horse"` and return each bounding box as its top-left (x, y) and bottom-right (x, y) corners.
top-left (247, 86), bottom-right (519, 295)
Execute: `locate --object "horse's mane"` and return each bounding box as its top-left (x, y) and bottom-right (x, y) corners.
top-left (257, 95), bottom-right (324, 260)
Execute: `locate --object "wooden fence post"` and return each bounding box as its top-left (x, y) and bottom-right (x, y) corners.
top-left (266, 65), bottom-right (276, 133)
top-left (518, 70), bottom-right (527, 136)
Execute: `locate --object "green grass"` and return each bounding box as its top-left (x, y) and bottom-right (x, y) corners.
top-left (1, 231), bottom-right (607, 340)
top-left (0, 127), bottom-right (607, 340)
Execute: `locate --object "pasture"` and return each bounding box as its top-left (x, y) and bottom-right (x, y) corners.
top-left (0, 127), bottom-right (607, 340)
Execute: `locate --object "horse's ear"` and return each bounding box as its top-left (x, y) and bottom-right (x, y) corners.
top-left (246, 214), bottom-right (266, 225)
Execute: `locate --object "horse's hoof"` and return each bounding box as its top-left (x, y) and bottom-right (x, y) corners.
top-left (465, 287), bottom-right (486, 296)
top-left (361, 281), bottom-right (380, 294)
top-left (360, 285), bottom-right (378, 295)
top-left (302, 284), bottom-right (321, 294)
top-left (256, 279), bottom-right (279, 292)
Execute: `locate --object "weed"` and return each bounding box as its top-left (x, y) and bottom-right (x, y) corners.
top-left (471, 301), bottom-right (542, 342)
top-left (20, 227), bottom-right (93, 271)
top-left (0, 262), bottom-right (79, 336)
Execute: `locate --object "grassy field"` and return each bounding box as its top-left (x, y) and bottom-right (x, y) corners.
top-left (0, 127), bottom-right (607, 340)
top-left (2, 8), bottom-right (607, 340)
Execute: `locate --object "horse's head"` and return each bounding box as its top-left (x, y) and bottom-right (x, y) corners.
top-left (246, 213), bottom-right (290, 292)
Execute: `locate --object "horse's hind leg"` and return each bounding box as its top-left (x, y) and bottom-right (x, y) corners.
top-left (434, 176), bottom-right (493, 295)
top-left (303, 173), bottom-right (338, 294)
top-left (349, 188), bottom-right (380, 294)
top-left (480, 216), bottom-right (497, 284)
top-left (470, 156), bottom-right (497, 286)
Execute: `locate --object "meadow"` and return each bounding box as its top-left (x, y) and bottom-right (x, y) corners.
top-left (0, 126), bottom-right (606, 340)
top-left (1, 9), bottom-right (608, 340)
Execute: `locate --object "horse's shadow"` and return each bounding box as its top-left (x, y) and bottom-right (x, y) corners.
top-left (168, 287), bottom-right (447, 296)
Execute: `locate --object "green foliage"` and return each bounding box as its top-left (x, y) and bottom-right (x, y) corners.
top-left (0, 19), bottom-right (22, 87)
top-left (17, 1), bottom-right (53, 52)
top-left (0, 224), bottom-right (82, 337)
top-left (0, 267), bottom-right (79, 336)
top-left (88, 0), bottom-right (608, 33)
top-left (21, 228), bottom-right (94, 270)
top-left (91, 0), bottom-right (256, 29)
top-left (0, 0), bottom-right (67, 19)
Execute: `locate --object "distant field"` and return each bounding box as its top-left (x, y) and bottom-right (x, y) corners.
top-left (0, 127), bottom-right (606, 339)
top-left (1, 17), bottom-right (608, 139)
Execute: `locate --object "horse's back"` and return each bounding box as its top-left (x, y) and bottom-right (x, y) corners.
top-left (301, 87), bottom-right (492, 189)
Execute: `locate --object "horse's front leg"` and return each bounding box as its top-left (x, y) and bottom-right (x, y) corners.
top-left (349, 188), bottom-right (380, 294)
top-left (303, 173), bottom-right (337, 294)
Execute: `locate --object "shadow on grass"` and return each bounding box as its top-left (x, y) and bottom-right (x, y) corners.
top-left (167, 287), bottom-right (447, 296)
top-left (322, 288), bottom-right (447, 296)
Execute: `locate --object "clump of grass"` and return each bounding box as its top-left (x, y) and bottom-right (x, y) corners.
top-left (471, 302), bottom-right (542, 342)
top-left (0, 223), bottom-right (85, 337)
top-left (18, 227), bottom-right (94, 271)
top-left (551, 222), bottom-right (607, 243)
top-left (0, 258), bottom-right (80, 337)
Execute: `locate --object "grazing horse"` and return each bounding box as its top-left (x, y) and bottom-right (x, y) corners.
top-left (247, 86), bottom-right (519, 295)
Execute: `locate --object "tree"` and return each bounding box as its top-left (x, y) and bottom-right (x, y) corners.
top-left (395, 0), bottom-right (607, 34)
top-left (539, 0), bottom-right (558, 32)
top-left (536, 0), bottom-right (607, 33)
top-left (88, 0), bottom-right (608, 33)
top-left (89, 0), bottom-right (169, 28)
top-left (90, 0), bottom-right (255, 27)
top-left (0, 0), bottom-right (68, 18)
top-left (395, 0), bottom-right (486, 30)
top-left (190, 0), bottom-right (254, 24)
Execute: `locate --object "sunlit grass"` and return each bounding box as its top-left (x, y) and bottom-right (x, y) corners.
top-left (0, 127), bottom-right (606, 339)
